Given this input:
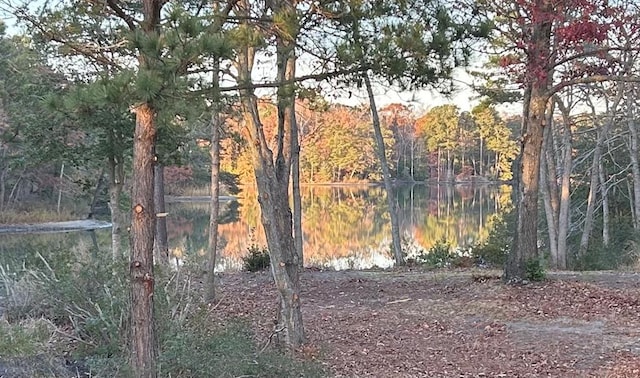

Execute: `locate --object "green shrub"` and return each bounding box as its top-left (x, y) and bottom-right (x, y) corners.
top-left (472, 212), bottom-right (514, 266)
top-left (525, 259), bottom-right (546, 282)
top-left (572, 216), bottom-right (640, 270)
top-left (415, 239), bottom-right (455, 268)
top-left (242, 245), bottom-right (271, 272)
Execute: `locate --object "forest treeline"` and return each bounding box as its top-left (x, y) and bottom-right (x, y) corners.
top-left (215, 100), bottom-right (519, 184)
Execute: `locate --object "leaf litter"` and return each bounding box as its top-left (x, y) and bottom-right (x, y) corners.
top-left (211, 269), bottom-right (640, 377)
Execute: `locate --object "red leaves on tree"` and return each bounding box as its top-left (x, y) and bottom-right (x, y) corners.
top-left (495, 0), bottom-right (637, 89)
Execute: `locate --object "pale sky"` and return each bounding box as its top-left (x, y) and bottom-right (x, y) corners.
top-left (1, 5), bottom-right (523, 118)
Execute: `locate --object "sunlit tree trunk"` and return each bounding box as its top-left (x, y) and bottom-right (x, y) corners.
top-left (364, 72), bottom-right (404, 266)
top-left (129, 1), bottom-right (162, 375)
top-left (130, 102), bottom-right (157, 378)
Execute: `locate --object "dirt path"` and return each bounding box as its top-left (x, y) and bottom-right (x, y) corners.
top-left (213, 269), bottom-right (640, 377)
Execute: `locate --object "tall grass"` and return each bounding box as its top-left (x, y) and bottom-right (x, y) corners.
top-left (0, 245), bottom-right (327, 377)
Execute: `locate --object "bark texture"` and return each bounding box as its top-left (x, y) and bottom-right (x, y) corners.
top-left (130, 103), bottom-right (157, 378)
top-left (128, 1), bottom-right (162, 375)
top-left (505, 0), bottom-right (552, 282)
top-left (292, 116), bottom-right (304, 270)
top-left (236, 0), bottom-right (305, 349)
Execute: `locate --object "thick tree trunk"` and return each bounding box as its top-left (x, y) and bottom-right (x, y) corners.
top-left (504, 2), bottom-right (551, 282)
top-left (364, 73), bottom-right (404, 266)
top-left (130, 103), bottom-right (157, 378)
top-left (127, 1), bottom-right (162, 374)
top-left (206, 62), bottom-right (222, 302)
top-left (108, 156), bottom-right (125, 261)
top-left (506, 89), bottom-right (548, 281)
top-left (153, 164), bottom-right (169, 264)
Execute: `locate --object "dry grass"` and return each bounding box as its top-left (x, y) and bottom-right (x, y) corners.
top-left (0, 208), bottom-right (78, 224)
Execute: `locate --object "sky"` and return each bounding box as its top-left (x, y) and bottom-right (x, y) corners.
top-left (0, 5), bottom-right (522, 118)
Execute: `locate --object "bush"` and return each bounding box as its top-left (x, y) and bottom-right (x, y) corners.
top-left (472, 212), bottom-right (514, 266)
top-left (1, 257), bottom-right (129, 359)
top-left (411, 239), bottom-right (456, 268)
top-left (572, 216), bottom-right (640, 270)
top-left (242, 245), bottom-right (271, 272)
top-left (525, 259), bottom-right (546, 282)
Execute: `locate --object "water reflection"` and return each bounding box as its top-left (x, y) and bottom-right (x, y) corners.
top-left (166, 184), bottom-right (512, 271)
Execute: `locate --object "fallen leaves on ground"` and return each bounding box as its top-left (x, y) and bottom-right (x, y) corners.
top-left (209, 269), bottom-right (640, 377)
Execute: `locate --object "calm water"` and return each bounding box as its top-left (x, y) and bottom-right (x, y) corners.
top-left (167, 184), bottom-right (512, 271)
top-left (0, 184), bottom-right (511, 272)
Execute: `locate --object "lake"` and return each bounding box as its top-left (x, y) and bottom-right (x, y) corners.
top-left (166, 184), bottom-right (513, 271)
top-left (0, 184), bottom-right (511, 273)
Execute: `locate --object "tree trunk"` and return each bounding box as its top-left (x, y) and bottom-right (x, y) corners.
top-left (88, 168), bottom-right (106, 219)
top-left (479, 137), bottom-right (484, 176)
top-left (292, 103), bottom-right (304, 270)
top-left (108, 155), bottom-right (125, 261)
top-left (128, 0), bottom-right (162, 374)
top-left (129, 102), bottom-right (157, 378)
top-left (504, 3), bottom-right (551, 282)
top-left (237, 2), bottom-right (304, 349)
top-left (626, 87), bottom-right (640, 230)
top-left (599, 159), bottom-right (610, 246)
top-left (579, 92), bottom-right (618, 255)
top-left (206, 60), bottom-right (222, 302)
top-left (153, 164), bottom-right (169, 265)
top-left (364, 72), bottom-right (404, 266)
top-left (545, 123), bottom-right (560, 220)
top-left (508, 91), bottom-right (548, 281)
top-left (540, 125), bottom-right (558, 268)
top-left (579, 134), bottom-right (600, 256)
top-left (555, 100), bottom-right (572, 270)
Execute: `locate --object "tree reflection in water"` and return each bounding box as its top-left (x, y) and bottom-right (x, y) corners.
top-left (165, 184), bottom-right (512, 271)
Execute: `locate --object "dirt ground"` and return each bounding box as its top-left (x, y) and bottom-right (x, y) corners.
top-left (212, 268), bottom-right (640, 378)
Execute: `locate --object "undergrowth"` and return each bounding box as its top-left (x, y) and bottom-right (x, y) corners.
top-left (242, 244), bottom-right (271, 272)
top-left (0, 248), bottom-right (324, 377)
